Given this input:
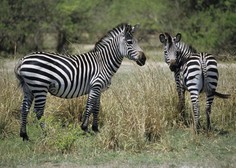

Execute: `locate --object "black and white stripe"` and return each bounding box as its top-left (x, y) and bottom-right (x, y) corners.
top-left (15, 23), bottom-right (146, 141)
top-left (159, 32), bottom-right (230, 132)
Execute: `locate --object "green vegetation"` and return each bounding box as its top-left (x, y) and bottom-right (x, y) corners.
top-left (0, 0), bottom-right (235, 56)
top-left (0, 59), bottom-right (235, 167)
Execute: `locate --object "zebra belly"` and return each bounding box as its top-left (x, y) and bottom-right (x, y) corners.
top-left (48, 79), bottom-right (90, 99)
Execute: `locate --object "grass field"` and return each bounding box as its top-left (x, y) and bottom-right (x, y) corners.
top-left (0, 52), bottom-right (235, 167)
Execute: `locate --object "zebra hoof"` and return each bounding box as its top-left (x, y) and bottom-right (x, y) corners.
top-left (92, 125), bottom-right (99, 132)
top-left (20, 132), bottom-right (29, 141)
top-left (81, 124), bottom-right (88, 132)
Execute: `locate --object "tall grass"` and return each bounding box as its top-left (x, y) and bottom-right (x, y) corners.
top-left (0, 60), bottom-right (235, 155)
top-left (97, 64), bottom-right (179, 150)
top-left (0, 65), bottom-right (21, 139)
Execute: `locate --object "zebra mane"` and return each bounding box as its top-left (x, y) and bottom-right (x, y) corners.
top-left (189, 44), bottom-right (197, 53)
top-left (175, 41), bottom-right (198, 67)
top-left (176, 41), bottom-right (197, 55)
top-left (92, 23), bottom-right (132, 52)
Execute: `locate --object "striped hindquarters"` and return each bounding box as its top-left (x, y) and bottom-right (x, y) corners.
top-left (183, 53), bottom-right (218, 94)
top-left (200, 53), bottom-right (218, 94)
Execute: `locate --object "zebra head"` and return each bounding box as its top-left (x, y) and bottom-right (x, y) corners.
top-left (119, 24), bottom-right (146, 66)
top-left (159, 32), bottom-right (181, 71)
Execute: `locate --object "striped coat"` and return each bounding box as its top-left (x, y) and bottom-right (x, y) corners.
top-left (15, 23), bottom-right (146, 140)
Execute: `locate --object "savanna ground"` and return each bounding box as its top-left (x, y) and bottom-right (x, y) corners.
top-left (0, 46), bottom-right (235, 168)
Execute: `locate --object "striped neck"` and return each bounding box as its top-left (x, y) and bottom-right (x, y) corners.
top-left (89, 24), bottom-right (129, 75)
top-left (175, 41), bottom-right (196, 66)
top-left (176, 42), bottom-right (192, 58)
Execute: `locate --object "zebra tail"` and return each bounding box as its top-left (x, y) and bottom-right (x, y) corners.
top-left (14, 59), bottom-right (25, 88)
top-left (200, 56), bottom-right (230, 99)
top-left (14, 59), bottom-right (33, 96)
top-left (214, 91), bottom-right (231, 99)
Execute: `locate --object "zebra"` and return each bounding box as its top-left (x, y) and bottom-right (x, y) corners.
top-left (160, 33), bottom-right (197, 120)
top-left (159, 32), bottom-right (230, 132)
top-left (15, 23), bottom-right (146, 141)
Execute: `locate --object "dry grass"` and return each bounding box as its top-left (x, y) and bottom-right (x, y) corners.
top-left (0, 59), bottom-right (235, 167)
top-left (0, 60), bottom-right (235, 143)
top-left (0, 66), bottom-right (21, 139)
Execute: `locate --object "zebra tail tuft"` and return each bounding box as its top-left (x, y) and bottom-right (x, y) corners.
top-left (214, 91), bottom-right (231, 99)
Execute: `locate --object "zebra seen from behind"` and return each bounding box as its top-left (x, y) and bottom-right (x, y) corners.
top-left (159, 32), bottom-right (230, 132)
top-left (160, 33), bottom-right (197, 120)
top-left (15, 23), bottom-right (146, 141)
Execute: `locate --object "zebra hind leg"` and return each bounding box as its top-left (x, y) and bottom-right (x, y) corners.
top-left (206, 106), bottom-right (211, 131)
top-left (206, 94), bottom-right (214, 131)
top-left (191, 99), bottom-right (201, 134)
top-left (20, 94), bottom-right (34, 141)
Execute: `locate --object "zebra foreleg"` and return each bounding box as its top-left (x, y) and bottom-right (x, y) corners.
top-left (34, 108), bottom-right (46, 129)
top-left (176, 85), bottom-right (187, 124)
top-left (81, 88), bottom-right (101, 132)
top-left (34, 94), bottom-right (47, 135)
top-left (81, 97), bottom-right (94, 132)
top-left (178, 88), bottom-right (186, 119)
top-left (92, 96), bottom-right (101, 132)
top-left (175, 73), bottom-right (186, 121)
top-left (81, 114), bottom-right (90, 132)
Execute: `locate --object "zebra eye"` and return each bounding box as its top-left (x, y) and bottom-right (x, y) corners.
top-left (127, 39), bottom-right (133, 45)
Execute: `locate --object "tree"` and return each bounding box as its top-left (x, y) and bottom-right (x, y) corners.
top-left (158, 0), bottom-right (236, 54)
top-left (0, 0), bottom-right (57, 55)
top-left (0, 0), bottom-right (235, 56)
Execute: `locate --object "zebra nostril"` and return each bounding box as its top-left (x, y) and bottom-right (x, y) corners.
top-left (136, 52), bottom-right (146, 66)
top-left (170, 59), bottom-right (176, 65)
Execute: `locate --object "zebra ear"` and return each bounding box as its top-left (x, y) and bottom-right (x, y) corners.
top-left (159, 33), bottom-right (166, 43)
top-left (131, 24), bottom-right (140, 33)
top-left (175, 33), bottom-right (181, 42)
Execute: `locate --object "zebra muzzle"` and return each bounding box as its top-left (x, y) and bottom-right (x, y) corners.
top-left (136, 52), bottom-right (146, 66)
top-left (169, 60), bottom-right (177, 71)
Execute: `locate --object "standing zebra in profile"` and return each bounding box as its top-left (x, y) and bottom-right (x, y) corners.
top-left (159, 32), bottom-right (230, 132)
top-left (15, 23), bottom-right (146, 141)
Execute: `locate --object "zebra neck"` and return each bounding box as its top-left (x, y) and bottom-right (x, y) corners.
top-left (176, 42), bottom-right (192, 67)
top-left (94, 49), bottom-right (124, 75)
top-left (177, 42), bottom-right (192, 57)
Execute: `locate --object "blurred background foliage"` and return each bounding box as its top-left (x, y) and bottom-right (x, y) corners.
top-left (0, 0), bottom-right (235, 56)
